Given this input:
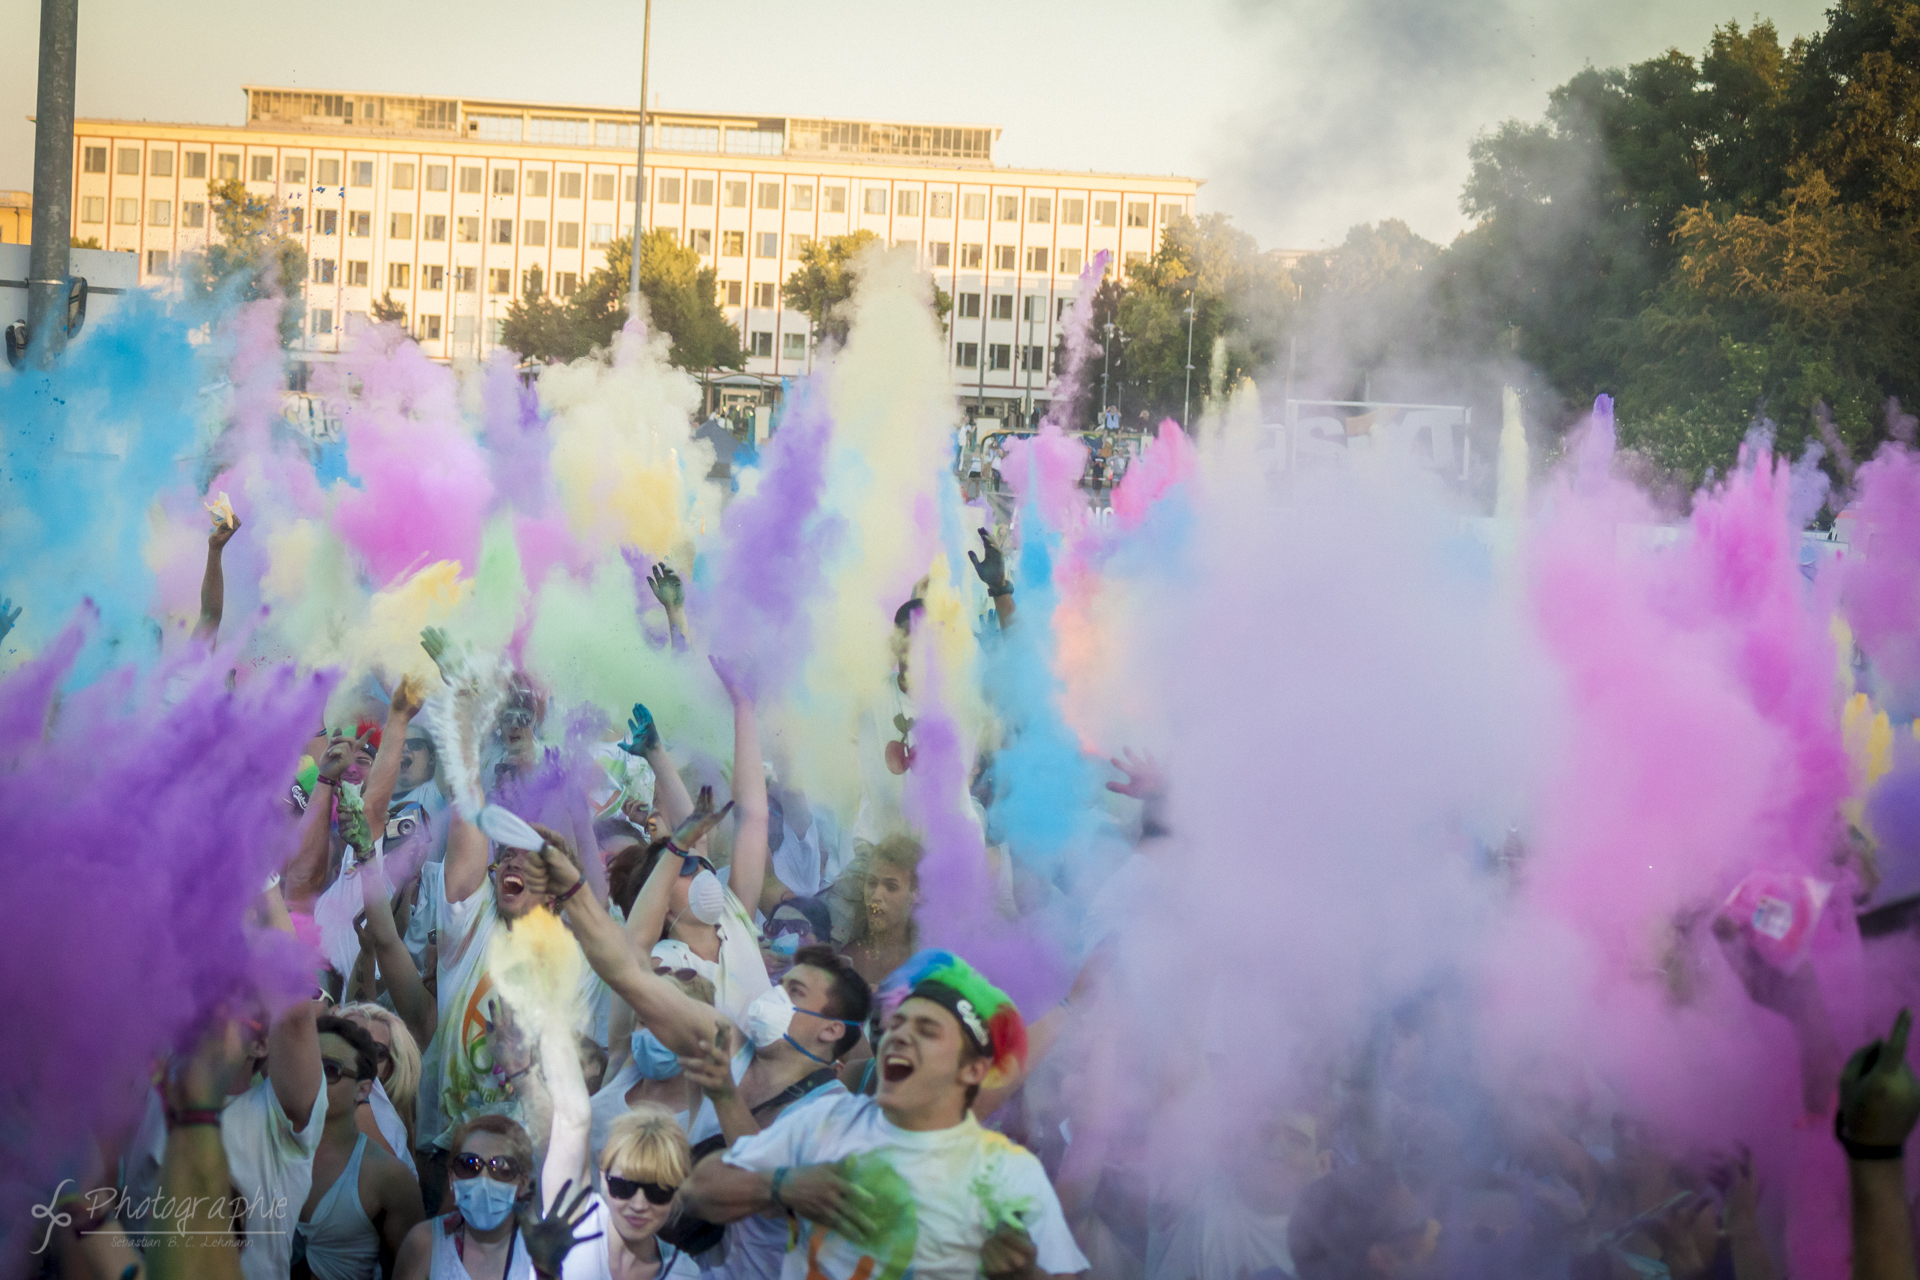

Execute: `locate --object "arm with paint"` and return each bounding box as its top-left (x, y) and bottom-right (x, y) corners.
top-left (681, 1024), bottom-right (760, 1141)
top-left (648, 562), bottom-right (691, 650)
top-left (531, 827), bottom-right (727, 1056)
top-left (443, 807), bottom-right (491, 906)
top-left (680, 1159), bottom-right (877, 1238)
top-left (148, 1020), bottom-right (248, 1280)
top-left (191, 504), bottom-right (240, 645)
top-left (714, 656), bottom-right (771, 917)
top-left (362, 674), bottom-right (425, 840)
top-left (969, 527), bottom-right (1016, 629)
top-left (621, 700), bottom-right (693, 830)
top-left (539, 1009), bottom-right (593, 1211)
top-left (285, 734), bottom-right (351, 907)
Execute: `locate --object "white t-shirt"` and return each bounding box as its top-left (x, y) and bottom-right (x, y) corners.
top-left (708, 1082), bottom-right (850, 1280)
top-left (721, 1095), bottom-right (1087, 1280)
top-left (222, 1073), bottom-right (328, 1280)
top-left (416, 859), bottom-right (510, 1150)
top-left (560, 1196), bottom-right (700, 1280)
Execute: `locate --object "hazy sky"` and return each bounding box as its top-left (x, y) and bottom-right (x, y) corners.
top-left (4, 0), bottom-right (1832, 251)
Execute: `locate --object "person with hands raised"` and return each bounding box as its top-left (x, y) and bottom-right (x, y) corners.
top-left (1839, 1009), bottom-right (1920, 1280)
top-left (192, 500), bottom-right (241, 645)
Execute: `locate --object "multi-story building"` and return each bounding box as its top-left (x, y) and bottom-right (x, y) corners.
top-left (69, 86), bottom-right (1200, 411)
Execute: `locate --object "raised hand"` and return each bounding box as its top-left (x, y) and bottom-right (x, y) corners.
top-left (647, 562), bottom-right (685, 611)
top-left (1839, 1008), bottom-right (1920, 1152)
top-left (967, 527), bottom-right (1008, 594)
top-left (1105, 748), bottom-right (1166, 801)
top-left (710, 654), bottom-right (753, 705)
top-left (527, 823), bottom-right (586, 899)
top-left (519, 1179), bottom-right (602, 1278)
top-left (205, 492), bottom-right (240, 548)
top-left (655, 785), bottom-right (734, 856)
top-left (419, 626), bottom-right (472, 689)
top-left (318, 733), bottom-right (354, 782)
top-left (619, 703), bottom-right (661, 757)
top-left (0, 598), bottom-right (18, 644)
top-left (389, 672), bottom-right (427, 721)
top-left (680, 1023), bottom-right (735, 1100)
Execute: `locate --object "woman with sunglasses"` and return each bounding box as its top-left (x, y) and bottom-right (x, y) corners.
top-left (393, 1114), bottom-right (539, 1280)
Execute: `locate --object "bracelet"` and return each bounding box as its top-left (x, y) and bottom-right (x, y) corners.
top-left (551, 879), bottom-right (584, 909)
top-left (1836, 1111), bottom-right (1906, 1161)
top-left (988, 585), bottom-right (1012, 598)
top-left (770, 1167), bottom-right (790, 1211)
top-left (168, 1107), bottom-right (223, 1129)
top-left (313, 775), bottom-right (338, 788)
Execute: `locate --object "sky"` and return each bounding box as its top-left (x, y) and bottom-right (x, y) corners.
top-left (4, 0), bottom-right (1834, 253)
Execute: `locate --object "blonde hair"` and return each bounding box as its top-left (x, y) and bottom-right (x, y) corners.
top-left (849, 835), bottom-right (923, 948)
top-left (336, 1002), bottom-right (420, 1149)
top-left (602, 1102), bottom-right (692, 1185)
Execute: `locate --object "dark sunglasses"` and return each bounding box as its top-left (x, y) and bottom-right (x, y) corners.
top-left (653, 966), bottom-right (700, 983)
top-left (452, 1152), bottom-right (526, 1182)
top-left (499, 708), bottom-right (536, 729)
top-left (321, 1059), bottom-right (365, 1085)
top-left (604, 1174), bottom-right (676, 1205)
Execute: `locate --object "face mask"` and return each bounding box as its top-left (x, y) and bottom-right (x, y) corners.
top-left (768, 931), bottom-right (802, 957)
top-left (452, 1172), bottom-right (520, 1231)
top-left (630, 1029), bottom-right (683, 1081)
top-left (745, 984), bottom-right (840, 1063)
top-left (745, 984), bottom-right (795, 1049)
top-left (687, 869), bottom-right (727, 926)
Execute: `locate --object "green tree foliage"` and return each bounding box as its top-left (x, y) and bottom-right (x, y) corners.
top-left (783, 231), bottom-right (951, 347)
top-left (501, 231), bottom-right (746, 370)
top-left (370, 291), bottom-right (408, 325)
top-left (184, 178), bottom-right (308, 345)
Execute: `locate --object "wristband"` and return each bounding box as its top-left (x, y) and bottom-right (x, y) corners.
top-left (314, 775), bottom-right (338, 788)
top-left (168, 1107), bottom-right (223, 1129)
top-left (770, 1167), bottom-right (790, 1211)
top-left (988, 585), bottom-right (1013, 598)
top-left (551, 879), bottom-right (584, 909)
top-left (1836, 1111), bottom-right (1906, 1161)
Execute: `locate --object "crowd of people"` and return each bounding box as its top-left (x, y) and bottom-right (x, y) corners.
top-left (20, 474), bottom-right (1920, 1280)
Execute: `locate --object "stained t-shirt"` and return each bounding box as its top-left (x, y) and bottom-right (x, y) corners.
top-left (721, 1094), bottom-right (1087, 1280)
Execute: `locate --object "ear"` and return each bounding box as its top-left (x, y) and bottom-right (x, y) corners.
top-left (356, 1078), bottom-right (374, 1105)
top-left (957, 1052), bottom-right (992, 1089)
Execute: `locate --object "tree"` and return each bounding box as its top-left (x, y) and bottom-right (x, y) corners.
top-left (370, 291), bottom-right (408, 325)
top-left (184, 177), bottom-right (307, 345)
top-left (500, 264), bottom-right (573, 363)
top-left (500, 231), bottom-right (745, 370)
top-left (782, 231), bottom-right (952, 347)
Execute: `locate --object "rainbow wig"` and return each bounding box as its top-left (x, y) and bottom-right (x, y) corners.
top-left (881, 949), bottom-right (1027, 1089)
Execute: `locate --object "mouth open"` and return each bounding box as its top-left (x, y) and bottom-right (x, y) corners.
top-left (881, 1056), bottom-right (914, 1084)
top-left (500, 871), bottom-right (527, 896)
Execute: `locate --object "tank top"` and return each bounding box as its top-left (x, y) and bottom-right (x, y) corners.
top-left (294, 1134), bottom-right (380, 1280)
top-left (430, 1212), bottom-right (535, 1280)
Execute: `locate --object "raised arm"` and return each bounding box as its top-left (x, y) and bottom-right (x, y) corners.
top-left (284, 735), bottom-right (351, 908)
top-left (529, 828), bottom-right (726, 1056)
top-left (618, 700), bottom-right (693, 830)
top-left (148, 1020), bottom-right (249, 1280)
top-left (1840, 1009), bottom-right (1920, 1280)
top-left (362, 675), bottom-right (425, 839)
top-left (358, 862), bottom-right (437, 1051)
top-left (191, 509), bottom-right (240, 645)
top-left (647, 561), bottom-right (690, 651)
top-left (443, 808), bottom-right (491, 906)
top-left (268, 996), bottom-right (323, 1131)
top-left (540, 1015), bottom-right (593, 1213)
top-left (714, 657), bottom-right (770, 916)
top-left (968, 527), bottom-right (1015, 630)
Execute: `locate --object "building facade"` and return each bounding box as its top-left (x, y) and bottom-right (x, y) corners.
top-left (69, 87), bottom-right (1199, 409)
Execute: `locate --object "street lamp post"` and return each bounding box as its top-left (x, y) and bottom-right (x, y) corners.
top-left (1181, 301), bottom-right (1196, 430)
top-left (626, 0), bottom-right (655, 312)
top-left (1023, 305), bottom-right (1036, 425)
top-left (1100, 320), bottom-right (1113, 420)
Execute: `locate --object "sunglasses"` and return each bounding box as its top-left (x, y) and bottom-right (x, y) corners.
top-left (653, 965), bottom-right (701, 983)
top-left (452, 1152), bottom-right (527, 1182)
top-left (321, 1059), bottom-right (365, 1085)
top-left (499, 708), bottom-right (536, 729)
top-left (604, 1174), bottom-right (676, 1205)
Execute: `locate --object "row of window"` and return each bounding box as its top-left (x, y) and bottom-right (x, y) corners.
top-left (80, 196), bottom-right (203, 227)
top-left (953, 342), bottom-right (1048, 372)
top-left (82, 145), bottom-right (1176, 229)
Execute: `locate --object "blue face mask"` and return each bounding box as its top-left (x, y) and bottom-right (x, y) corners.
top-left (768, 931), bottom-right (802, 957)
top-left (630, 1029), bottom-right (683, 1081)
top-left (451, 1172), bottom-right (520, 1231)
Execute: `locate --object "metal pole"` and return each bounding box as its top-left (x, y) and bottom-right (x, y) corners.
top-left (1023, 305), bottom-right (1035, 422)
top-left (27, 0), bottom-right (78, 366)
top-left (626, 0), bottom-right (654, 312)
top-left (1101, 320), bottom-right (1112, 417)
top-left (1181, 301), bottom-right (1195, 429)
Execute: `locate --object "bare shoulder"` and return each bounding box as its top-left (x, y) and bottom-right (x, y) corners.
top-left (392, 1217), bottom-right (435, 1280)
top-left (361, 1141), bottom-right (426, 1212)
